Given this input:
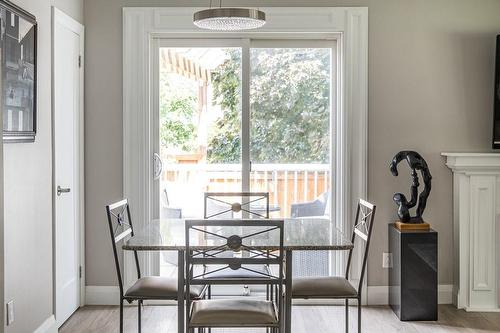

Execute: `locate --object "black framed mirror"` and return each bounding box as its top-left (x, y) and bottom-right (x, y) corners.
top-left (0, 0), bottom-right (37, 143)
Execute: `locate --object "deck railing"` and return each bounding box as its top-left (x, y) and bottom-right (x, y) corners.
top-left (163, 163), bottom-right (330, 218)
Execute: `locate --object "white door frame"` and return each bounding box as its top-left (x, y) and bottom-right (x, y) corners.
top-left (52, 6), bottom-right (85, 315)
top-left (123, 7), bottom-right (368, 303)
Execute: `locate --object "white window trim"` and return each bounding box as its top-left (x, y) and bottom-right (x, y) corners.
top-left (123, 7), bottom-right (368, 303)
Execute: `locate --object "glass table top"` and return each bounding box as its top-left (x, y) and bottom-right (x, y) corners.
top-left (123, 218), bottom-right (353, 251)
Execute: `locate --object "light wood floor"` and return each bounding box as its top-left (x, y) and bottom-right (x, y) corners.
top-left (60, 304), bottom-right (500, 333)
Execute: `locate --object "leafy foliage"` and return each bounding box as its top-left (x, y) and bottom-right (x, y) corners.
top-left (207, 50), bottom-right (242, 163)
top-left (207, 48), bottom-right (330, 164)
top-left (159, 72), bottom-right (198, 152)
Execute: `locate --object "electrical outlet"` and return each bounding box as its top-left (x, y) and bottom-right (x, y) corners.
top-left (382, 252), bottom-right (393, 268)
top-left (6, 300), bottom-right (14, 325)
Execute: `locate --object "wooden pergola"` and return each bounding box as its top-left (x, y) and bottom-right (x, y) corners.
top-left (160, 48), bottom-right (212, 85)
top-left (160, 49), bottom-right (216, 163)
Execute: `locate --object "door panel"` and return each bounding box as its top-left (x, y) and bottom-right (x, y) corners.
top-left (54, 9), bottom-right (83, 327)
top-left (249, 44), bottom-right (333, 219)
top-left (249, 44), bottom-right (335, 280)
top-left (158, 46), bottom-right (243, 223)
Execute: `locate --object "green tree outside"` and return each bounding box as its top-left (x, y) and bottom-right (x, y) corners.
top-left (160, 48), bottom-right (331, 164)
top-left (207, 48), bottom-right (330, 164)
top-left (159, 71), bottom-right (198, 153)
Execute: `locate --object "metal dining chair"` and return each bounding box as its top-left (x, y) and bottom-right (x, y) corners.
top-left (105, 199), bottom-right (205, 333)
top-left (185, 219), bottom-right (284, 332)
top-left (204, 192), bottom-right (270, 219)
top-left (203, 192), bottom-right (272, 297)
top-left (289, 199), bottom-right (376, 333)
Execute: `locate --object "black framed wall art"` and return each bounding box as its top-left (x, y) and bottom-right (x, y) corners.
top-left (0, 0), bottom-right (37, 143)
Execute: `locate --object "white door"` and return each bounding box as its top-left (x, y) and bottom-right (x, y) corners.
top-left (53, 8), bottom-right (84, 328)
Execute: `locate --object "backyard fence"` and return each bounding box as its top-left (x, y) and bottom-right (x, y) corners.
top-left (163, 163), bottom-right (330, 218)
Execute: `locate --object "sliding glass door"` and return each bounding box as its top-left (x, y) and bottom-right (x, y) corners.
top-left (249, 41), bottom-right (334, 221)
top-left (153, 38), bottom-right (336, 281)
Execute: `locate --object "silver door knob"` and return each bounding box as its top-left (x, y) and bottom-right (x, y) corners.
top-left (57, 186), bottom-right (71, 196)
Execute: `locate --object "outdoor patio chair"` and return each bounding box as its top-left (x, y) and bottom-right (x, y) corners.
top-left (161, 188), bottom-right (182, 218)
top-left (290, 191), bottom-right (330, 277)
top-left (290, 191), bottom-right (329, 217)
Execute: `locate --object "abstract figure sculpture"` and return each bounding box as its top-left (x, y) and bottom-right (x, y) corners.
top-left (389, 151), bottom-right (432, 223)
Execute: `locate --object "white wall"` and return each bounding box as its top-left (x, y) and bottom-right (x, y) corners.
top-left (3, 1), bottom-right (83, 332)
top-left (83, 0), bottom-right (500, 290)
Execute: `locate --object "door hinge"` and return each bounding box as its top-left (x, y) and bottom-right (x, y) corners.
top-left (78, 55), bottom-right (82, 68)
top-left (79, 266), bottom-right (82, 279)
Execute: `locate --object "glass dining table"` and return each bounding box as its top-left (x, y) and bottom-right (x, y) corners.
top-left (123, 217), bottom-right (353, 333)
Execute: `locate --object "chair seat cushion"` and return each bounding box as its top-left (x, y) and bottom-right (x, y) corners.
top-left (292, 276), bottom-right (357, 298)
top-left (189, 299), bottom-right (278, 326)
top-left (125, 276), bottom-right (203, 299)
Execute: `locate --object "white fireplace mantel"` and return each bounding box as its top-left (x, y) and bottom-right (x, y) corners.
top-left (442, 152), bottom-right (500, 312)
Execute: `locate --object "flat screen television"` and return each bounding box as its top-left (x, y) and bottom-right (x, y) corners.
top-left (493, 35), bottom-right (500, 148)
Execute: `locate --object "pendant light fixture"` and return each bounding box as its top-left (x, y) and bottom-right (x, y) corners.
top-left (193, 1), bottom-right (266, 31)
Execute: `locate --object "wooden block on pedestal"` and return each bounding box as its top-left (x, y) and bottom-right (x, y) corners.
top-left (395, 221), bottom-right (430, 231)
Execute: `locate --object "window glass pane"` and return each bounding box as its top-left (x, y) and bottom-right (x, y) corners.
top-left (158, 48), bottom-right (243, 215)
top-left (250, 47), bottom-right (332, 220)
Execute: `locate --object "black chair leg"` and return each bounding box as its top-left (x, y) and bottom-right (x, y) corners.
top-left (138, 300), bottom-right (142, 333)
top-left (120, 298), bottom-right (124, 333)
top-left (357, 299), bottom-right (361, 333)
top-left (345, 299), bottom-right (349, 333)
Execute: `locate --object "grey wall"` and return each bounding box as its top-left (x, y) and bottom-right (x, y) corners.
top-left (53, 0), bottom-right (84, 23)
top-left (84, 0), bottom-right (500, 288)
top-left (4, 1), bottom-right (83, 332)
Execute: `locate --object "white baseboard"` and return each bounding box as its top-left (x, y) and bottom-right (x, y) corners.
top-left (85, 286), bottom-right (120, 305)
top-left (366, 284), bottom-right (453, 305)
top-left (86, 284), bottom-right (454, 306)
top-left (33, 315), bottom-right (57, 333)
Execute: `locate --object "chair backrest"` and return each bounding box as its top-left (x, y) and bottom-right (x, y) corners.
top-left (105, 199), bottom-right (141, 296)
top-left (204, 192), bottom-right (270, 219)
top-left (185, 219), bottom-right (284, 319)
top-left (345, 199), bottom-right (376, 295)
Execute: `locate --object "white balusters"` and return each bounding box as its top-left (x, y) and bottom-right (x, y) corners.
top-left (273, 170), bottom-right (278, 206)
top-left (304, 171), bottom-right (308, 201)
top-left (314, 171), bottom-right (318, 198)
top-left (294, 171), bottom-right (298, 204)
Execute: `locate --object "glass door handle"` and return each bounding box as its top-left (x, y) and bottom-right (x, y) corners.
top-left (57, 186), bottom-right (71, 196)
top-left (153, 153), bottom-right (163, 180)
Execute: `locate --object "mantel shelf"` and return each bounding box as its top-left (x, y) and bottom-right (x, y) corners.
top-left (442, 152), bottom-right (500, 172)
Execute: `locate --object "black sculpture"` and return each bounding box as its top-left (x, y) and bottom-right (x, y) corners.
top-left (389, 151), bottom-right (432, 223)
